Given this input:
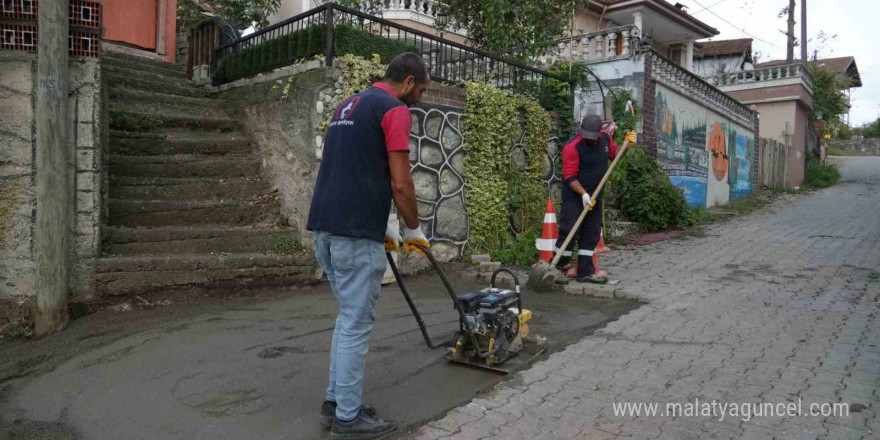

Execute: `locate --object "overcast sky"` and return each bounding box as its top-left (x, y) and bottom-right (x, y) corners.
top-left (673, 0), bottom-right (879, 126)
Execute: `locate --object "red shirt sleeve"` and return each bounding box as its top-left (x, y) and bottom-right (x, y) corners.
top-left (562, 136), bottom-right (581, 184)
top-left (381, 105), bottom-right (412, 152)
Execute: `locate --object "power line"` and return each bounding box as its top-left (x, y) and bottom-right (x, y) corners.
top-left (689, 0), bottom-right (787, 50)
top-left (689, 0), bottom-right (731, 16)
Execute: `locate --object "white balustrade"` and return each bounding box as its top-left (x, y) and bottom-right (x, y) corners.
top-left (553, 25), bottom-right (637, 64)
top-left (706, 62), bottom-right (814, 92)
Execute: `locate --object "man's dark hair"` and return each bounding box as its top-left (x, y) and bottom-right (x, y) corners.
top-left (384, 52), bottom-right (430, 84)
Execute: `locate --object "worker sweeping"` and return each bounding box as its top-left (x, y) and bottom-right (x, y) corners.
top-left (556, 114), bottom-right (636, 284)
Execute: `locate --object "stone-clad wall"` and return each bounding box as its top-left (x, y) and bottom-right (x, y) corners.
top-left (826, 139), bottom-right (880, 155)
top-left (215, 63), bottom-right (561, 263)
top-left (408, 104), bottom-right (564, 260)
top-left (408, 104), bottom-right (467, 262)
top-left (0, 54), bottom-right (105, 299)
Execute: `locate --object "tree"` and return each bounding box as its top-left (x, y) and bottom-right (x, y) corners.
top-left (809, 66), bottom-right (850, 129)
top-left (177, 0), bottom-right (281, 31)
top-left (863, 119), bottom-right (880, 139)
top-left (438, 0), bottom-right (592, 59)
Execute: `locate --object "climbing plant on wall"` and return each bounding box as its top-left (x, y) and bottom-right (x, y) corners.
top-left (462, 82), bottom-right (551, 251)
top-left (509, 95), bottom-right (552, 235)
top-left (316, 53), bottom-right (386, 131)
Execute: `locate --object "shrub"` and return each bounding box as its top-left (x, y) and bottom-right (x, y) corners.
top-left (804, 162), bottom-right (841, 189)
top-left (488, 232), bottom-right (540, 268)
top-left (617, 148), bottom-right (694, 232)
top-left (212, 24), bottom-right (418, 84)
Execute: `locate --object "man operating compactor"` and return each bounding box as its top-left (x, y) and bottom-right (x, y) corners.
top-left (307, 53), bottom-right (431, 440)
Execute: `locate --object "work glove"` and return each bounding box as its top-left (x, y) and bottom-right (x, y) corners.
top-left (625, 131), bottom-right (638, 144)
top-left (582, 192), bottom-right (595, 208)
top-left (384, 222), bottom-right (401, 253)
top-left (403, 225), bottom-right (430, 255)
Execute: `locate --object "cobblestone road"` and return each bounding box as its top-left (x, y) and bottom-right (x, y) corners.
top-left (412, 157), bottom-right (880, 440)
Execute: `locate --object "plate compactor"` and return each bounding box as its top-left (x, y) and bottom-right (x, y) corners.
top-left (386, 246), bottom-right (545, 373)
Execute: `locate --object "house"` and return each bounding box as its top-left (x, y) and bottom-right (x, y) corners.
top-left (757, 56), bottom-right (862, 125)
top-left (98, 0), bottom-right (178, 62)
top-left (692, 38), bottom-right (753, 77)
top-left (270, 0), bottom-right (717, 69)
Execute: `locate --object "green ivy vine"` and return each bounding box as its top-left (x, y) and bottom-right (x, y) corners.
top-left (462, 82), bottom-right (551, 252)
top-left (318, 54), bottom-right (386, 132)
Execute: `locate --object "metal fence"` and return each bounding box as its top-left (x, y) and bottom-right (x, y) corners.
top-left (757, 138), bottom-right (791, 189)
top-left (210, 3), bottom-right (569, 87)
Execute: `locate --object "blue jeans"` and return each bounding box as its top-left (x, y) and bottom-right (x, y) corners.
top-left (313, 231), bottom-right (387, 421)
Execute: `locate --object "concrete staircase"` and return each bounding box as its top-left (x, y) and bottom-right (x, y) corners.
top-left (98, 52), bottom-right (315, 297)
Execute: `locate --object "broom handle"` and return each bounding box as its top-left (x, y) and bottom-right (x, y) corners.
top-left (550, 139), bottom-right (631, 267)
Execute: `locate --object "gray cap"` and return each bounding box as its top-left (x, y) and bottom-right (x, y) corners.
top-left (579, 114), bottom-right (603, 140)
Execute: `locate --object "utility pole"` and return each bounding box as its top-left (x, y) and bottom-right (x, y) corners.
top-left (786, 0), bottom-right (795, 64)
top-left (800, 0), bottom-right (808, 65)
top-left (35, 0), bottom-right (71, 338)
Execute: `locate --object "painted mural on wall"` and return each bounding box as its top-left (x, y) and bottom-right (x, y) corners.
top-left (654, 85), bottom-right (709, 207)
top-left (706, 116), bottom-right (730, 208)
top-left (728, 125), bottom-right (755, 200)
top-left (408, 106), bottom-right (468, 262)
top-left (654, 85), bottom-right (755, 207)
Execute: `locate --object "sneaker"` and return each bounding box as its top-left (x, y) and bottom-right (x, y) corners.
top-left (321, 401), bottom-right (377, 429)
top-left (331, 408), bottom-right (396, 440)
top-left (577, 274), bottom-right (608, 284)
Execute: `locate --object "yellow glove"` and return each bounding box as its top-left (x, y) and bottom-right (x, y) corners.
top-left (403, 226), bottom-right (430, 255)
top-left (625, 131), bottom-right (638, 144)
top-left (384, 223), bottom-right (401, 253)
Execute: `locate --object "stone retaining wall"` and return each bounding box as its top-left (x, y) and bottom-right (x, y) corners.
top-left (214, 62), bottom-right (562, 262)
top-left (0, 53), bottom-right (105, 299)
top-left (826, 139), bottom-right (880, 155)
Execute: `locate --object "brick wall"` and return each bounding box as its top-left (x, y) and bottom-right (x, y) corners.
top-left (753, 108), bottom-right (760, 184)
top-left (421, 82), bottom-right (466, 107)
top-left (641, 57), bottom-right (657, 156)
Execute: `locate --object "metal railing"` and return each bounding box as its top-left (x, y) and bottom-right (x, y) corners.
top-left (707, 62), bottom-right (814, 91)
top-left (209, 3), bottom-right (569, 88)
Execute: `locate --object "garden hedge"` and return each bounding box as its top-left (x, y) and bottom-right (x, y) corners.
top-left (211, 25), bottom-right (418, 83)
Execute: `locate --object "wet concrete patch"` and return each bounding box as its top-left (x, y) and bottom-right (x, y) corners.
top-left (0, 272), bottom-right (640, 440)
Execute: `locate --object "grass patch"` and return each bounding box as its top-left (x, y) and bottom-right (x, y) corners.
top-left (3, 320), bottom-right (33, 340)
top-left (804, 162), bottom-right (841, 189)
top-left (721, 195), bottom-right (771, 215)
top-left (270, 237), bottom-right (304, 254)
top-left (826, 146), bottom-right (858, 156)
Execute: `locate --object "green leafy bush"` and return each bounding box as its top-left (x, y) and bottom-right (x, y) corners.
top-left (212, 24), bottom-right (417, 83)
top-left (488, 232), bottom-right (540, 268)
top-left (804, 162), bottom-right (841, 189)
top-left (512, 61), bottom-right (588, 136)
top-left (334, 25), bottom-right (419, 64)
top-left (461, 82), bottom-right (551, 252)
top-left (617, 148), bottom-right (694, 232)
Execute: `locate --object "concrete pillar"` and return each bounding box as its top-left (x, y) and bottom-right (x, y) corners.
top-left (633, 12), bottom-right (643, 38)
top-left (685, 40), bottom-right (695, 72)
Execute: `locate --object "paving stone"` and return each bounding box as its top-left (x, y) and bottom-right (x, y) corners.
top-left (414, 158), bottom-right (880, 440)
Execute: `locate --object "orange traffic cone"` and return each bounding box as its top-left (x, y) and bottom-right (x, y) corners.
top-left (597, 230), bottom-right (611, 254)
top-left (535, 199), bottom-right (558, 262)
